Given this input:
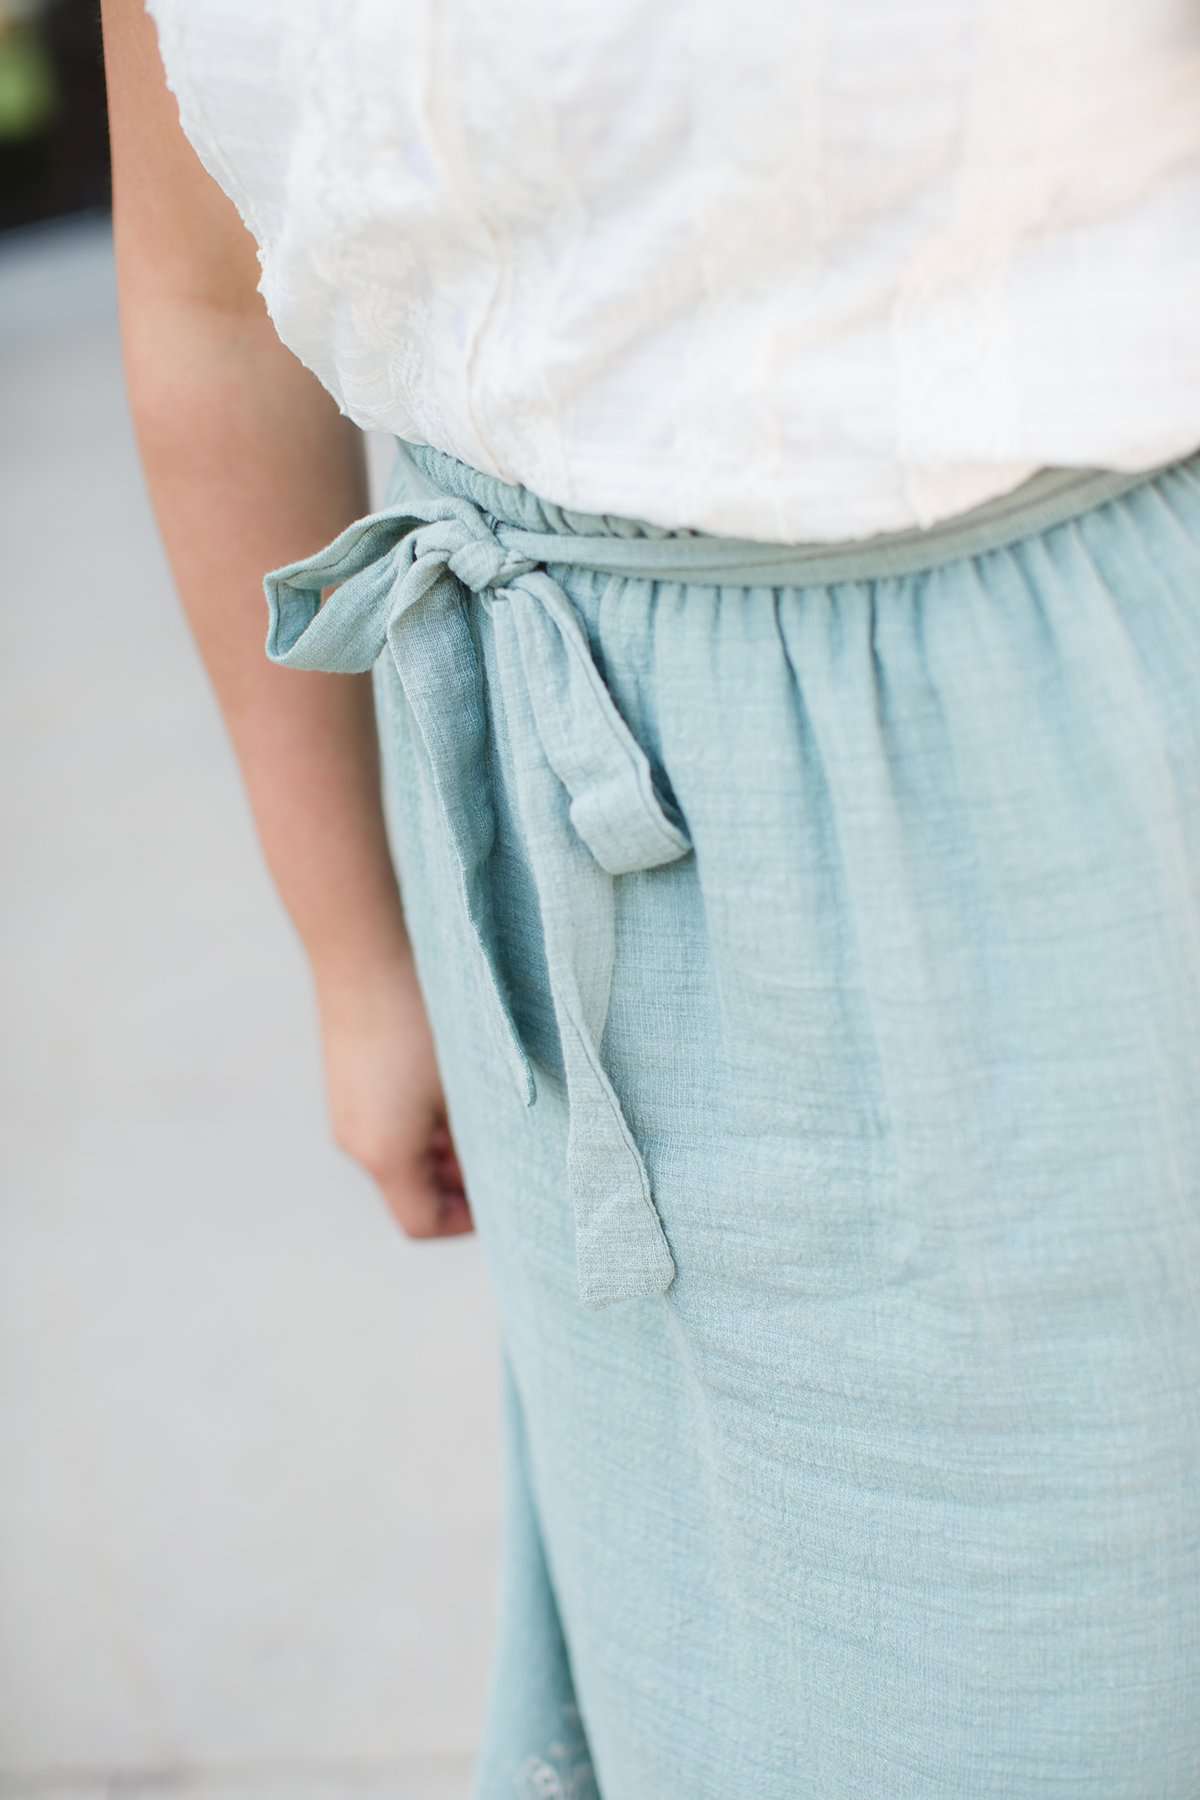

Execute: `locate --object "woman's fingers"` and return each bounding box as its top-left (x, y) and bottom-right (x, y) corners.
top-left (314, 949), bottom-right (474, 1241)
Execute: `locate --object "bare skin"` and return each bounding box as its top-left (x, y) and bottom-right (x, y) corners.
top-left (100, 0), bottom-right (470, 1240)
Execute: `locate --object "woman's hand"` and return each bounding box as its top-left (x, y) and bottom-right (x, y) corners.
top-left (313, 949), bottom-right (472, 1240)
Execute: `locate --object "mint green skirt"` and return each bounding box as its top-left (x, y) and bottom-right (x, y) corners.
top-left (265, 442), bottom-right (1200, 1798)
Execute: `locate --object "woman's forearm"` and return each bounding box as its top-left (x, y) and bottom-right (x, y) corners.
top-left (120, 303), bottom-right (410, 977)
top-left (101, 0), bottom-right (469, 1242)
top-left (103, 0), bottom-right (409, 980)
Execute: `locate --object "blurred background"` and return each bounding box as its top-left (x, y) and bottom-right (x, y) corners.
top-left (1, 5), bottom-right (502, 1796)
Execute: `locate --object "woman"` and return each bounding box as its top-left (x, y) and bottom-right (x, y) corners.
top-left (101, 1), bottom-right (1200, 1793)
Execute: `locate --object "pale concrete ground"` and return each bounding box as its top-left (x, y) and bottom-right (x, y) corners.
top-left (0, 219), bottom-right (502, 1799)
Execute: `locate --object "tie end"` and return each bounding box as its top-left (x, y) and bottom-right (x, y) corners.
top-left (511, 1051), bottom-right (536, 1108)
top-left (576, 1244), bottom-right (676, 1310)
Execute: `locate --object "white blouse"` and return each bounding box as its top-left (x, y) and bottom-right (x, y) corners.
top-left (146, 0), bottom-right (1200, 544)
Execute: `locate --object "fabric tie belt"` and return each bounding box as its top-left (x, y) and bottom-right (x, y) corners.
top-left (262, 449), bottom-right (699, 1308)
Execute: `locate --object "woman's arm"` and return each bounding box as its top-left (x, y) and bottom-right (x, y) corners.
top-left (101, 0), bottom-right (469, 1237)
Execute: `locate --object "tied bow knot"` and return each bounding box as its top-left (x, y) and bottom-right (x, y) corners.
top-left (413, 519), bottom-right (539, 595)
top-left (262, 477), bottom-right (690, 1308)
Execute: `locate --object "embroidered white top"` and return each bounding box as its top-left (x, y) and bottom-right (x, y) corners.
top-left (146, 0), bottom-right (1200, 543)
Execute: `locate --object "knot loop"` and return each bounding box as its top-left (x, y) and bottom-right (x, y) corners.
top-left (449, 535), bottom-right (539, 594)
top-left (410, 516), bottom-right (537, 595)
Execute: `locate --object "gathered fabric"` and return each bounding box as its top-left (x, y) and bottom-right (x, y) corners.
top-left (264, 439), bottom-right (1200, 1798)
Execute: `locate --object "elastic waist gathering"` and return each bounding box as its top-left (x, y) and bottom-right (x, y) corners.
top-left (403, 437), bottom-right (1199, 589)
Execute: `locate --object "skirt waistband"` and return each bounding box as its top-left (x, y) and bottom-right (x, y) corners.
top-left (403, 438), bottom-right (1199, 587)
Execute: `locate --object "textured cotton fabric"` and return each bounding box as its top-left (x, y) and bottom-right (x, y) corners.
top-left (146, 0), bottom-right (1200, 541)
top-left (263, 441), bottom-right (1200, 1797)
